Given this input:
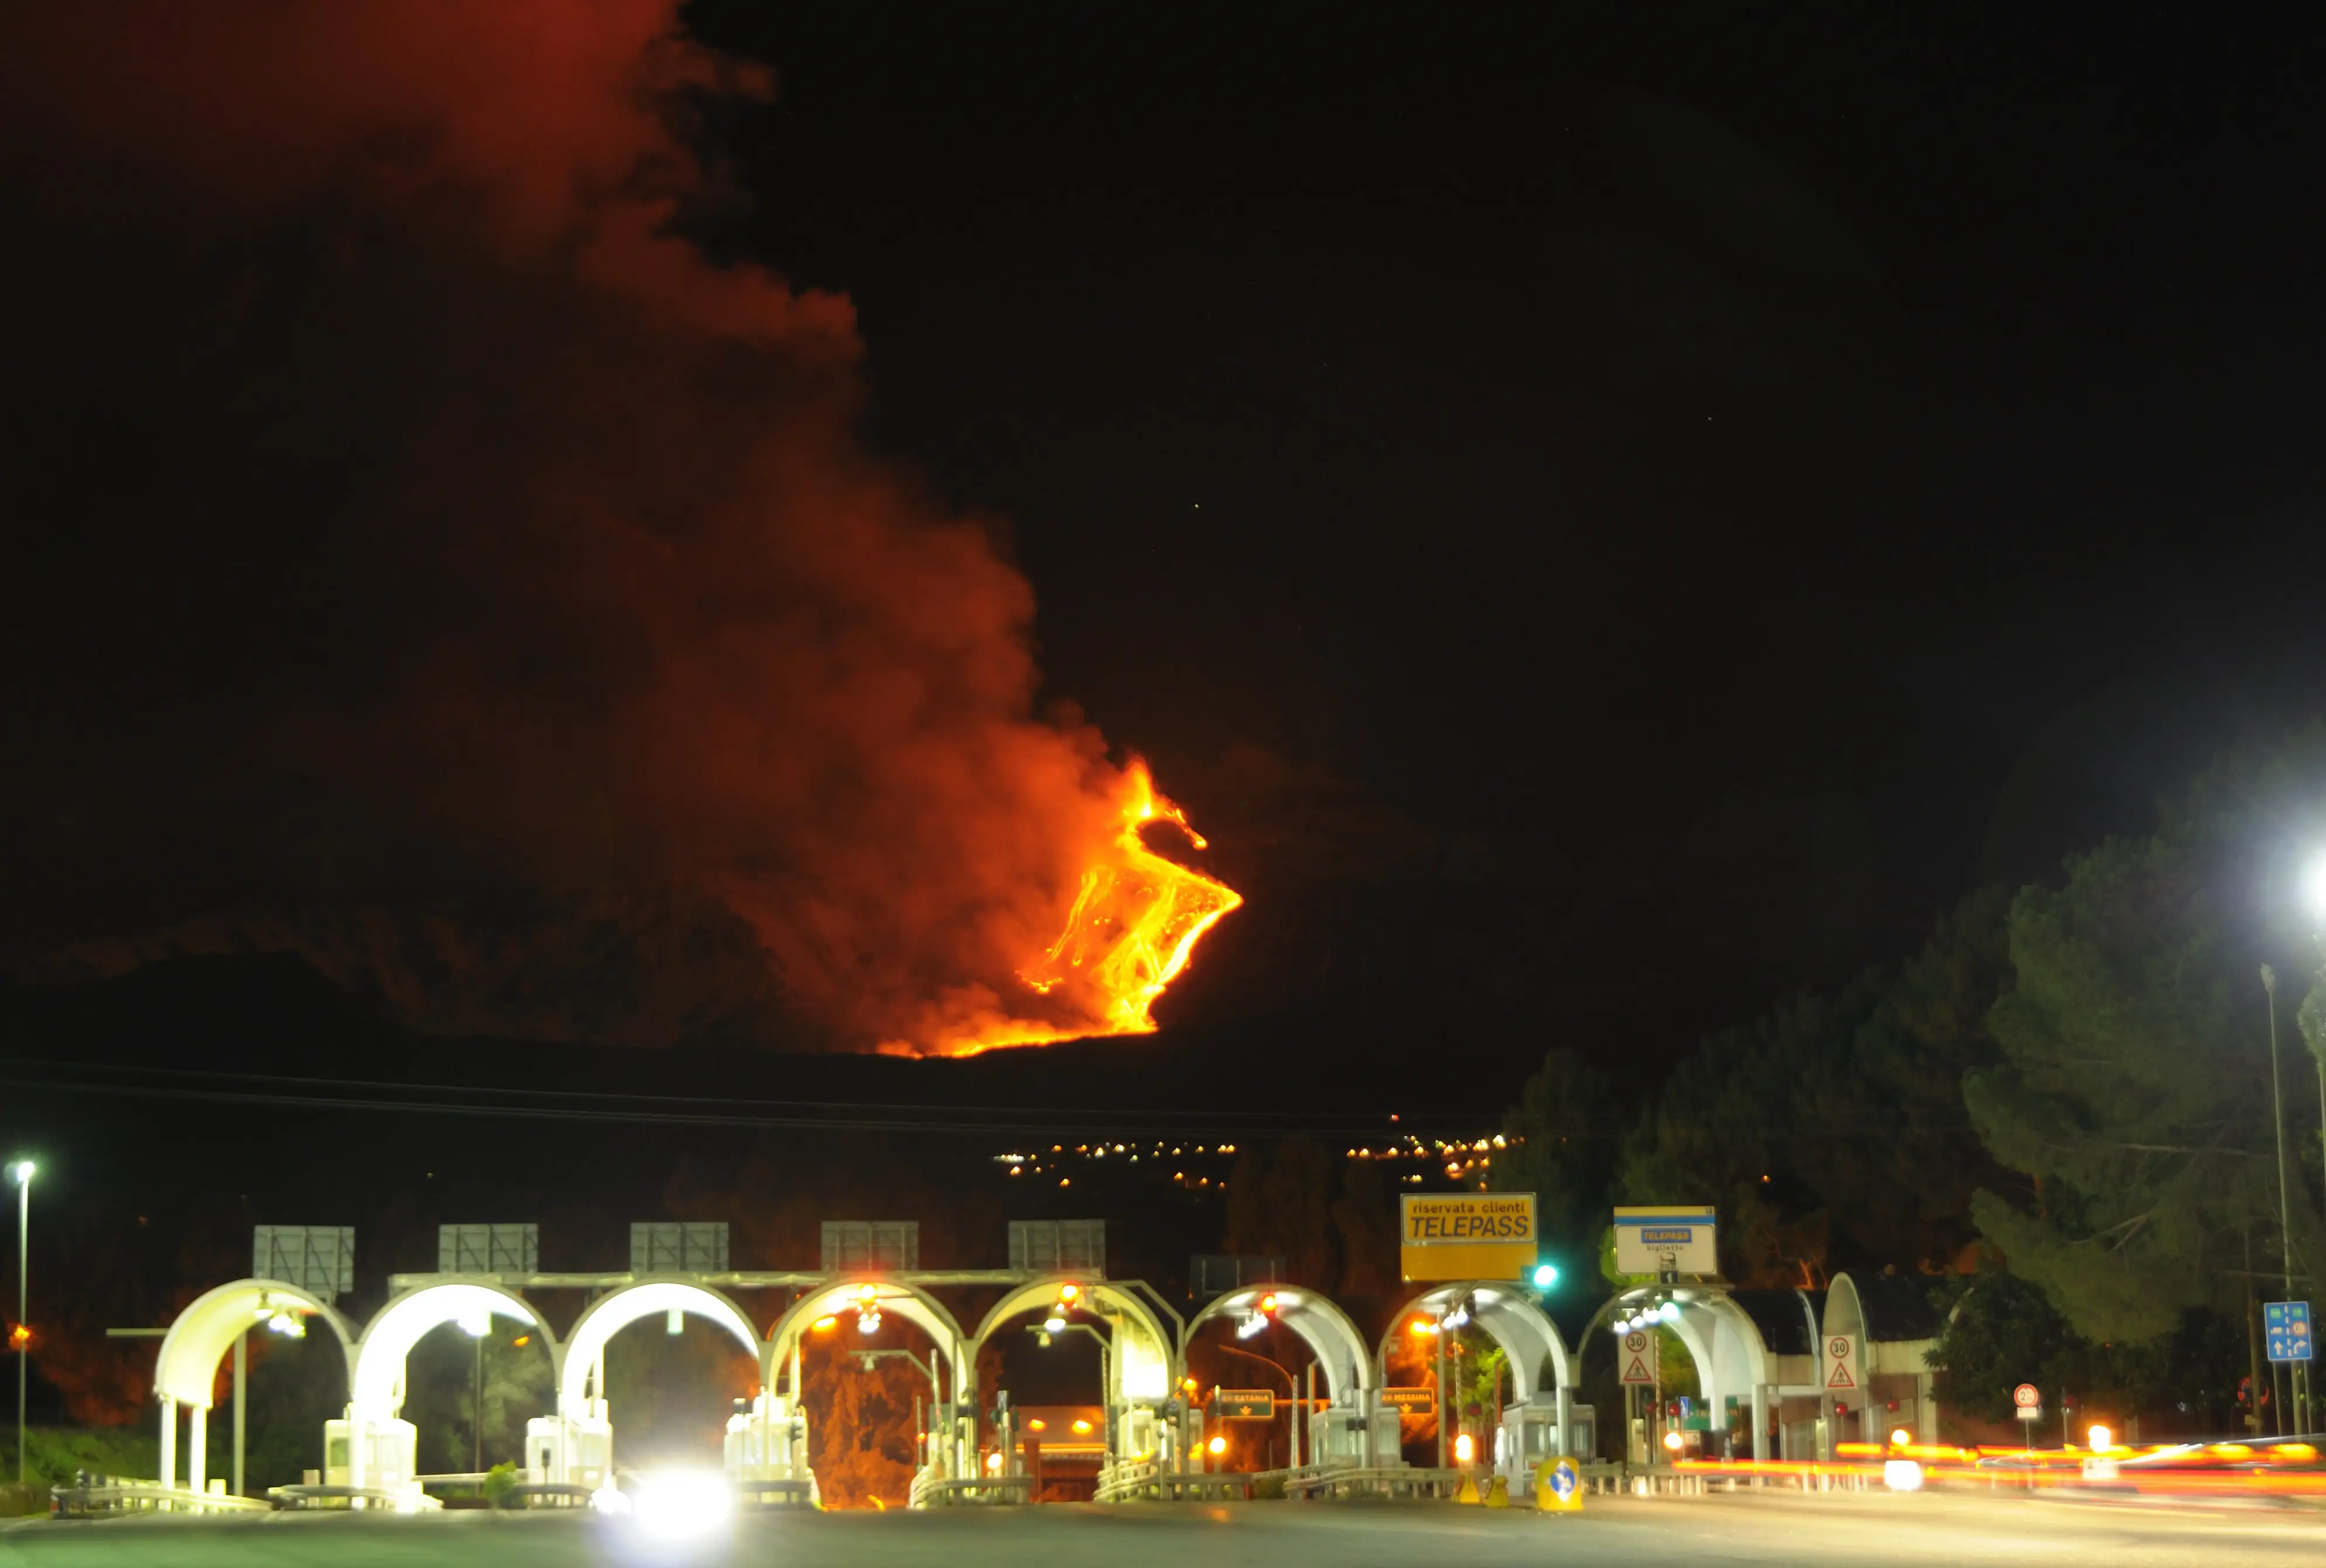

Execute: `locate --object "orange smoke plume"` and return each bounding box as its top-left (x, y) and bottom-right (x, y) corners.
top-left (0, 2), bottom-right (1242, 1055)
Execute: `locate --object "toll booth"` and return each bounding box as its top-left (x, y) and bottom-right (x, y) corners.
top-left (1118, 1403), bottom-right (1161, 1464)
top-left (524, 1410), bottom-right (612, 1491)
top-left (1498, 1397), bottom-right (1595, 1496)
top-left (722, 1392), bottom-right (812, 1491)
top-left (323, 1414), bottom-right (418, 1497)
top-left (1310, 1394), bottom-right (1403, 1469)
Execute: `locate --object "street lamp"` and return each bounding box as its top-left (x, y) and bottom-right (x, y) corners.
top-left (2262, 964), bottom-right (2299, 1435)
top-left (462, 1312), bottom-right (489, 1475)
top-left (1030, 1321), bottom-right (1114, 1458)
top-left (9, 1160), bottom-right (32, 1486)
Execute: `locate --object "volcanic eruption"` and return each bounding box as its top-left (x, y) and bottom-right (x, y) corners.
top-left (0, 0), bottom-right (1239, 1054)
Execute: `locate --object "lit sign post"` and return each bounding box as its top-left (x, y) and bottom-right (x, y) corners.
top-left (1212, 1388), bottom-right (1275, 1420)
top-left (1612, 1207), bottom-right (1716, 1280)
top-left (1399, 1194), bottom-right (1536, 1282)
top-left (2264, 1301), bottom-right (2313, 1363)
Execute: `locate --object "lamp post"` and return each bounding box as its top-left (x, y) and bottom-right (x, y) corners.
top-left (9, 1160), bottom-right (32, 1485)
top-left (2262, 966), bottom-right (2299, 1434)
top-left (460, 1312), bottom-right (489, 1476)
top-left (1212, 1342), bottom-right (1300, 1471)
top-left (1033, 1322), bottom-right (1113, 1458)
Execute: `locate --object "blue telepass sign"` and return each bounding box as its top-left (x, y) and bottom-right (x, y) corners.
top-left (2264, 1301), bottom-right (2313, 1363)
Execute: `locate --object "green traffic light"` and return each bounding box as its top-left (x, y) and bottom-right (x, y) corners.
top-left (1531, 1263), bottom-right (1558, 1290)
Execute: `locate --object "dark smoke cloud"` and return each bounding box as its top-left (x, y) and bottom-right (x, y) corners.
top-left (0, 2), bottom-right (1134, 1050)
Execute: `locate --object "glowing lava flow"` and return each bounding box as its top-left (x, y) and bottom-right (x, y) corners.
top-left (904, 761), bottom-right (1241, 1057)
top-left (1019, 761), bottom-right (1243, 1036)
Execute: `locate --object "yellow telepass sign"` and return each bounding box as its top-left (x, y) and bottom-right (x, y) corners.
top-left (1399, 1192), bottom-right (1536, 1282)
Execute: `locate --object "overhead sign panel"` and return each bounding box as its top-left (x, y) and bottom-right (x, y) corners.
top-left (2265, 1301), bottom-right (2313, 1363)
top-left (1399, 1192), bottom-right (1537, 1282)
top-left (438, 1223), bottom-right (538, 1275)
top-left (1612, 1206), bottom-right (1717, 1277)
top-left (629, 1222), bottom-right (728, 1273)
top-left (821, 1221), bottom-right (919, 1272)
top-left (254, 1225), bottom-right (354, 1299)
top-left (1010, 1219), bottom-right (1106, 1275)
top-left (1379, 1387), bottom-right (1437, 1412)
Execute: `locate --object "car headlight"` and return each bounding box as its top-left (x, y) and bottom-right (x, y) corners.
top-left (631, 1470), bottom-right (734, 1541)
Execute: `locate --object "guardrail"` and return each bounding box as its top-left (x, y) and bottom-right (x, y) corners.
top-left (50, 1480), bottom-right (272, 1517)
top-left (1281, 1465), bottom-right (1464, 1501)
top-left (910, 1474), bottom-right (1033, 1507)
top-left (497, 1482), bottom-right (596, 1509)
top-left (268, 1484), bottom-right (443, 1511)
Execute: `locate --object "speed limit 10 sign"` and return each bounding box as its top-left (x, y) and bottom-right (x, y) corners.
top-left (2012, 1383), bottom-right (2040, 1409)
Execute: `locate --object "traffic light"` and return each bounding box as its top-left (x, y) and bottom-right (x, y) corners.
top-left (1530, 1263), bottom-right (1559, 1290)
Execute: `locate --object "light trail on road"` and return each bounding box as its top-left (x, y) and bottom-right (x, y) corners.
top-left (5, 1489), bottom-right (2323, 1567)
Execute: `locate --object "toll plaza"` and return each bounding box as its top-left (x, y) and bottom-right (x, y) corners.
top-left (94, 1198), bottom-right (1966, 1517)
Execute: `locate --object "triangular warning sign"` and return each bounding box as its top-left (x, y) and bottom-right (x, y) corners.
top-left (1623, 1354), bottom-right (1651, 1382)
top-left (1825, 1361), bottom-right (1855, 1390)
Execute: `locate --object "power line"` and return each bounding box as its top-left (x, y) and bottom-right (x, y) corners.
top-left (0, 1060), bottom-right (1492, 1139)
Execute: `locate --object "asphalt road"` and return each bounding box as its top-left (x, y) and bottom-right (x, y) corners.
top-left (2, 1491), bottom-right (2322, 1567)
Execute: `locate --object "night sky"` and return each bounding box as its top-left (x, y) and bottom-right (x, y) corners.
top-left (8, 5), bottom-right (2326, 1085)
top-left (689, 6), bottom-right (2326, 1063)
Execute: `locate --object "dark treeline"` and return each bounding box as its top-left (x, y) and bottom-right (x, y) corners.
top-left (1493, 728), bottom-right (2326, 1433)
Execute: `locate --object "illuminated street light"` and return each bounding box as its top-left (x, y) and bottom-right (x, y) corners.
top-left (2300, 854), bottom-right (2326, 924)
top-left (1043, 1313), bottom-right (1066, 1334)
top-left (9, 1159), bottom-right (30, 1484)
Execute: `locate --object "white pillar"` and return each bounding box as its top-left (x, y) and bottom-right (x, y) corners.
top-left (232, 1331), bottom-right (247, 1498)
top-left (187, 1403), bottom-right (207, 1496)
top-left (1554, 1382), bottom-right (1573, 1458)
top-left (158, 1396), bottom-right (177, 1492)
top-left (1751, 1383), bottom-right (1771, 1463)
top-left (347, 1403), bottom-right (366, 1493)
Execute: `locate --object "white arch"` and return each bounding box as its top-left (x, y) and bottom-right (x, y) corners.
top-left (974, 1278), bottom-right (1174, 1404)
top-left (1381, 1282), bottom-right (1574, 1397)
top-left (1188, 1286), bottom-right (1374, 1405)
top-left (1587, 1287), bottom-right (1783, 1418)
top-left (352, 1281), bottom-right (545, 1417)
top-left (768, 1278), bottom-right (969, 1395)
top-left (559, 1279), bottom-right (764, 1417)
top-left (155, 1278), bottom-right (356, 1409)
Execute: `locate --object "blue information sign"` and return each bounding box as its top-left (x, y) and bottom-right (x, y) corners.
top-left (2264, 1301), bottom-right (2313, 1363)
